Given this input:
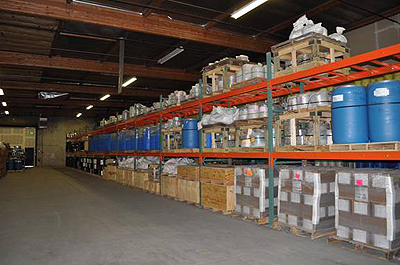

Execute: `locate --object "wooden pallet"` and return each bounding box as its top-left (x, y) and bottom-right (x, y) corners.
top-left (275, 145), bottom-right (329, 151)
top-left (231, 77), bottom-right (268, 90)
top-left (231, 213), bottom-right (275, 226)
top-left (166, 148), bottom-right (199, 153)
top-left (328, 141), bottom-right (400, 151)
top-left (328, 236), bottom-right (400, 260)
top-left (273, 222), bottom-right (334, 240)
top-left (202, 147), bottom-right (265, 153)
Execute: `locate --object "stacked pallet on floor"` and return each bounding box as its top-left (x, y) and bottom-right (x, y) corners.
top-left (161, 174), bottom-right (178, 198)
top-left (201, 166), bottom-right (235, 214)
top-left (234, 165), bottom-right (279, 224)
top-left (134, 169), bottom-right (149, 190)
top-left (103, 165), bottom-right (117, 182)
top-left (332, 168), bottom-right (400, 259)
top-left (176, 165), bottom-right (200, 205)
top-left (277, 166), bottom-right (336, 239)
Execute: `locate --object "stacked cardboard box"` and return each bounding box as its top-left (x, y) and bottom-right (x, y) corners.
top-left (335, 169), bottom-right (400, 250)
top-left (201, 166), bottom-right (235, 213)
top-left (176, 165), bottom-right (200, 204)
top-left (278, 166), bottom-right (336, 234)
top-left (235, 166), bottom-right (278, 219)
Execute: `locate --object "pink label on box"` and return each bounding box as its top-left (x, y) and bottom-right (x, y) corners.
top-left (295, 173), bottom-right (300, 179)
top-left (356, 179), bottom-right (363, 186)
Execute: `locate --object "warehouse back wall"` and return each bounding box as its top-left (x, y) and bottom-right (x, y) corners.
top-left (0, 116), bottom-right (94, 167)
top-left (345, 14), bottom-right (400, 55)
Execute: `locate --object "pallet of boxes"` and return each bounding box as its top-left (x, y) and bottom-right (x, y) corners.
top-left (331, 169), bottom-right (400, 260)
top-left (103, 164), bottom-right (117, 182)
top-left (276, 166), bottom-right (336, 239)
top-left (201, 166), bottom-right (235, 214)
top-left (176, 165), bottom-right (200, 205)
top-left (234, 165), bottom-right (279, 224)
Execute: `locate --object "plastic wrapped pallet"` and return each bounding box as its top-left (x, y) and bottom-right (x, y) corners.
top-left (335, 169), bottom-right (400, 250)
top-left (235, 166), bottom-right (278, 219)
top-left (278, 166), bottom-right (336, 234)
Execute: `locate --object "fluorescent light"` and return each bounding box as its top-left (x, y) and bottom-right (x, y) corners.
top-left (76, 113), bottom-right (82, 118)
top-left (122, 77), bottom-right (137, 87)
top-left (158, 46), bottom-right (184, 64)
top-left (2, 102), bottom-right (7, 107)
top-left (4, 111), bottom-right (9, 115)
top-left (231, 0), bottom-right (268, 19)
top-left (100, 94), bottom-right (110, 101)
top-left (86, 105), bottom-right (94, 110)
top-left (0, 89), bottom-right (4, 96)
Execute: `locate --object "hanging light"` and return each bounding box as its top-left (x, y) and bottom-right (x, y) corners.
top-left (100, 94), bottom-right (110, 101)
top-left (157, 46), bottom-right (184, 64)
top-left (76, 112), bottom-right (82, 118)
top-left (231, 0), bottom-right (268, 19)
top-left (122, 77), bottom-right (137, 87)
top-left (86, 105), bottom-right (94, 110)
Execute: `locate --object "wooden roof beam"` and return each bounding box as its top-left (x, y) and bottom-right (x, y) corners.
top-left (0, 0), bottom-right (273, 53)
top-left (0, 51), bottom-right (199, 82)
top-left (0, 81), bottom-right (169, 97)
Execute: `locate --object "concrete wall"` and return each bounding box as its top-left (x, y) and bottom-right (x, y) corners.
top-left (345, 14), bottom-right (400, 56)
top-left (36, 117), bottom-right (94, 167)
top-left (0, 116), bottom-right (94, 167)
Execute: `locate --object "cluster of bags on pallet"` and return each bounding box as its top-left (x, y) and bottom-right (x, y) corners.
top-left (199, 106), bottom-right (239, 129)
top-left (289, 15), bottom-right (347, 43)
top-left (162, 158), bottom-right (195, 175)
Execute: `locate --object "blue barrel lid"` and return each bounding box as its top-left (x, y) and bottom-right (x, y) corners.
top-left (183, 119), bottom-right (198, 130)
top-left (332, 85), bottom-right (367, 108)
top-left (367, 80), bottom-right (400, 104)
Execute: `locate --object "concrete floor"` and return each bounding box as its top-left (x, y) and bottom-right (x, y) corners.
top-left (0, 167), bottom-right (395, 265)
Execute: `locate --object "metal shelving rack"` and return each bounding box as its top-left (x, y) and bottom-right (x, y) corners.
top-left (67, 43), bottom-right (400, 226)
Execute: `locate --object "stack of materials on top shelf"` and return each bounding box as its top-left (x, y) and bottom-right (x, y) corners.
top-left (335, 169), bottom-right (400, 252)
top-left (201, 166), bottom-right (235, 214)
top-left (176, 165), bottom-right (200, 204)
top-left (278, 166), bottom-right (336, 238)
top-left (234, 165), bottom-right (278, 221)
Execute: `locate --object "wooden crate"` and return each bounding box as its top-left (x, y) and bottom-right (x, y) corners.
top-left (134, 170), bottom-right (149, 189)
top-left (116, 168), bottom-right (124, 184)
top-left (328, 141), bottom-right (400, 151)
top-left (161, 174), bottom-right (178, 198)
top-left (123, 169), bottom-right (134, 186)
top-left (201, 182), bottom-right (235, 214)
top-left (149, 180), bottom-right (160, 195)
top-left (202, 125), bottom-right (236, 149)
top-left (200, 166), bottom-right (234, 183)
top-left (274, 105), bottom-right (331, 148)
top-left (143, 179), bottom-right (150, 192)
top-left (104, 165), bottom-right (117, 181)
top-left (176, 177), bottom-right (200, 204)
top-left (162, 128), bottom-right (182, 150)
top-left (202, 58), bottom-right (247, 97)
top-left (177, 165), bottom-right (200, 180)
top-left (272, 32), bottom-right (350, 78)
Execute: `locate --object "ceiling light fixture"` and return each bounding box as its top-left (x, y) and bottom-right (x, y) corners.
top-left (157, 46), bottom-right (184, 64)
top-left (4, 111), bottom-right (9, 115)
top-left (86, 105), bottom-right (94, 110)
top-left (122, 77), bottom-right (137, 87)
top-left (76, 112), bottom-right (82, 118)
top-left (2, 102), bottom-right (7, 107)
top-left (231, 0), bottom-right (268, 19)
top-left (100, 94), bottom-right (110, 101)
top-left (0, 89), bottom-right (4, 96)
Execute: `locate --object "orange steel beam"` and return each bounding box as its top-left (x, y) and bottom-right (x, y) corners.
top-left (0, 0), bottom-right (273, 53)
top-left (0, 51), bottom-right (199, 82)
top-left (273, 151), bottom-right (400, 161)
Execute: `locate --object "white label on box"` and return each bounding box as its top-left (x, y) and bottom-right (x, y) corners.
top-left (374, 87), bottom-right (389, 97)
top-left (292, 179), bottom-right (302, 193)
top-left (332, 94), bottom-right (344, 102)
top-left (355, 187), bottom-right (368, 202)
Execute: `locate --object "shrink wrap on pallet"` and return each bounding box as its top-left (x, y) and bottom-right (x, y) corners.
top-left (335, 169), bottom-right (400, 250)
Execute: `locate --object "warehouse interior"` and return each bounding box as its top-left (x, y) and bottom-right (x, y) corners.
top-left (0, 0), bottom-right (400, 264)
